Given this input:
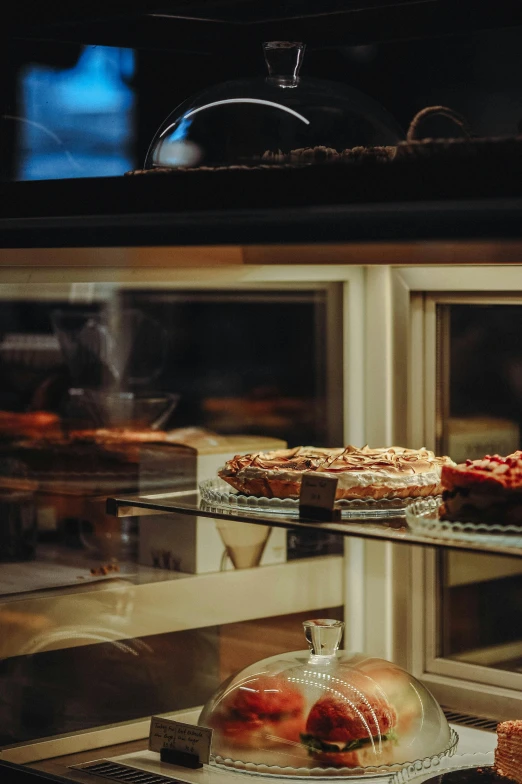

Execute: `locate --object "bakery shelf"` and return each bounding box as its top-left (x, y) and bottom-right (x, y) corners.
top-left (106, 490), bottom-right (522, 557)
top-left (0, 554), bottom-right (342, 659)
top-left (1, 191), bottom-right (522, 249)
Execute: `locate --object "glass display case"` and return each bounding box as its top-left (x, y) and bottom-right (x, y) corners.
top-left (0, 259), bottom-right (517, 784)
top-left (2, 6), bottom-right (522, 784)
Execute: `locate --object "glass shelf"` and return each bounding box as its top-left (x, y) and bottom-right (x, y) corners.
top-left (106, 490), bottom-right (522, 557)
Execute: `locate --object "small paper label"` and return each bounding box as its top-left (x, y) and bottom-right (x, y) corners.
top-left (300, 473), bottom-right (338, 509)
top-left (299, 474), bottom-right (341, 521)
top-left (149, 717), bottom-right (213, 765)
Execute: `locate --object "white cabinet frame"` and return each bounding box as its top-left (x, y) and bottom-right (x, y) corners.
top-left (386, 266), bottom-right (522, 720)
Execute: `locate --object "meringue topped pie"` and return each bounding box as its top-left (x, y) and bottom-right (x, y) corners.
top-left (219, 445), bottom-right (453, 500)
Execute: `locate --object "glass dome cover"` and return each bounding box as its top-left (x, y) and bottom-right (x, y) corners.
top-left (145, 42), bottom-right (403, 170)
top-left (199, 619), bottom-right (456, 776)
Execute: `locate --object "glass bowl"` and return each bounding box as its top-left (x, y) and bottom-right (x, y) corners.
top-left (145, 41), bottom-right (403, 171)
top-left (199, 619), bottom-right (457, 778)
top-left (65, 389), bottom-right (180, 430)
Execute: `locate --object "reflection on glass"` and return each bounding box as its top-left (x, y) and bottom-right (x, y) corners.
top-left (440, 304), bottom-right (522, 463)
top-left (0, 608), bottom-right (342, 745)
top-left (437, 302), bottom-right (522, 672)
top-left (0, 284), bottom-right (344, 747)
top-left (439, 550), bottom-right (522, 670)
top-left (16, 45), bottom-right (135, 180)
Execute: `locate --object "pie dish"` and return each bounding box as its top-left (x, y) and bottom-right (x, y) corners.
top-left (219, 445), bottom-right (454, 501)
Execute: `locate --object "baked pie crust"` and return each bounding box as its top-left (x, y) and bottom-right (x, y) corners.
top-left (219, 445), bottom-right (453, 501)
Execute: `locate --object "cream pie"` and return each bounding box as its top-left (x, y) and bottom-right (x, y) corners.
top-left (440, 452), bottom-right (522, 526)
top-left (218, 445), bottom-right (453, 501)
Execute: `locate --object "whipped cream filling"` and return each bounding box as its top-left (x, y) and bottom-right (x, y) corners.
top-left (232, 465), bottom-right (443, 490)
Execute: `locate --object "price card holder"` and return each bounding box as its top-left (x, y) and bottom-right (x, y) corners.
top-left (149, 716), bottom-right (213, 769)
top-left (299, 474), bottom-right (341, 522)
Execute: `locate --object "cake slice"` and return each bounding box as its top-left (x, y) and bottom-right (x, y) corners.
top-left (440, 452), bottom-right (522, 526)
top-left (414, 719), bottom-right (521, 783)
top-left (495, 720), bottom-right (522, 783)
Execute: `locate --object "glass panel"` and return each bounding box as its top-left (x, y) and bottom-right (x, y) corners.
top-left (0, 607), bottom-right (343, 745)
top-left (438, 549), bottom-right (522, 669)
top-left (436, 302), bottom-right (522, 672)
top-left (0, 282), bottom-right (343, 746)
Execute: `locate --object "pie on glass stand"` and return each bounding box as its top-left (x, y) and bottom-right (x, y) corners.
top-left (440, 452), bottom-right (522, 526)
top-left (218, 445), bottom-right (454, 501)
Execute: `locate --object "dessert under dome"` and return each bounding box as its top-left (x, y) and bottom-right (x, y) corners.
top-left (145, 42), bottom-right (403, 170)
top-left (199, 619), bottom-right (457, 776)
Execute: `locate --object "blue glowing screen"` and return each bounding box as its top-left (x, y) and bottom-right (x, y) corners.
top-left (16, 45), bottom-right (136, 180)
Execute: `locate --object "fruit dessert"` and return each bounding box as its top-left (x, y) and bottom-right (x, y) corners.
top-left (440, 452), bottom-right (522, 526)
top-left (219, 445), bottom-right (453, 501)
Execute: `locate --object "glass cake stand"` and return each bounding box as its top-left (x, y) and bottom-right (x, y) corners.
top-left (199, 478), bottom-right (425, 519)
top-left (392, 751), bottom-right (494, 783)
top-left (406, 497), bottom-right (522, 547)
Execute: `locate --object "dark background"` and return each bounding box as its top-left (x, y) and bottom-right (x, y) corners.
top-left (3, 23), bottom-right (522, 179)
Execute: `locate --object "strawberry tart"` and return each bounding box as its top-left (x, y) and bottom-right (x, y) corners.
top-left (440, 452), bottom-right (522, 525)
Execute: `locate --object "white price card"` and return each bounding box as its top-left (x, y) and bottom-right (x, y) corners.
top-left (299, 474), bottom-right (341, 521)
top-left (149, 717), bottom-right (213, 765)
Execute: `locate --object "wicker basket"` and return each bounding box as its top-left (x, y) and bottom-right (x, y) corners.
top-left (396, 104), bottom-right (522, 161)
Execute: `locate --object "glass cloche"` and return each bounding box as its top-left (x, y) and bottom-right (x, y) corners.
top-left (145, 42), bottom-right (403, 170)
top-left (199, 619), bottom-right (457, 776)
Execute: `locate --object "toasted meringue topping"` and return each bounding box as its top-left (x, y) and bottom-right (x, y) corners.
top-left (221, 445), bottom-right (451, 478)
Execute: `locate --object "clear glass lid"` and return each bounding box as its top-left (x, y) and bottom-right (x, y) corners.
top-left (145, 42), bottom-right (403, 170)
top-left (199, 619), bottom-right (455, 775)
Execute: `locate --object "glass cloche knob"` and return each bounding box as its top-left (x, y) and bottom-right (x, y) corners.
top-left (263, 41), bottom-right (305, 87)
top-left (303, 618), bottom-right (344, 657)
